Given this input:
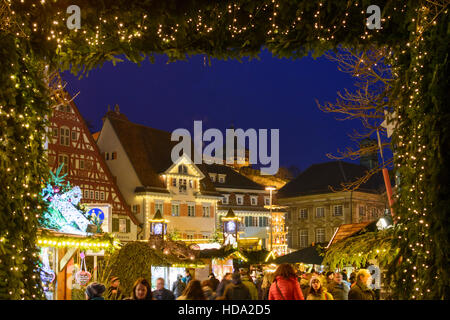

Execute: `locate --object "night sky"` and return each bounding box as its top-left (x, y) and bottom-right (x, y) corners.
top-left (62, 50), bottom-right (364, 172)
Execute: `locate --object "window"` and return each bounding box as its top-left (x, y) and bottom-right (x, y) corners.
top-left (186, 234), bottom-right (194, 240)
top-left (372, 208), bottom-right (378, 218)
top-left (60, 127), bottom-right (70, 146)
top-left (286, 211), bottom-right (292, 221)
top-left (189, 180), bottom-right (193, 188)
top-left (202, 205), bottom-right (210, 217)
top-left (90, 191), bottom-right (94, 199)
top-left (218, 174), bottom-right (226, 183)
top-left (188, 204), bottom-right (195, 217)
top-left (359, 206), bottom-right (366, 217)
top-left (132, 205), bottom-right (141, 214)
top-left (202, 234), bottom-right (209, 240)
top-left (316, 207), bottom-right (325, 218)
top-left (80, 159), bottom-right (84, 169)
top-left (264, 197), bottom-right (270, 206)
top-left (179, 179), bottom-right (187, 193)
top-left (263, 217), bottom-right (269, 227)
top-left (84, 190), bottom-right (89, 199)
top-left (236, 195), bottom-right (243, 205)
top-left (53, 127), bottom-right (58, 137)
top-left (155, 202), bottom-right (163, 215)
top-left (100, 192), bottom-right (105, 200)
top-left (111, 152), bottom-right (117, 160)
top-left (250, 196), bottom-right (258, 206)
top-left (171, 204), bottom-right (180, 216)
top-left (299, 229), bottom-right (309, 248)
top-left (118, 218), bottom-right (129, 233)
top-left (58, 154), bottom-right (69, 174)
top-left (178, 165), bottom-right (187, 174)
top-left (172, 178), bottom-right (177, 187)
top-left (95, 191), bottom-right (99, 200)
top-left (315, 228), bottom-right (325, 243)
top-left (222, 195), bottom-right (229, 204)
top-left (209, 173), bottom-right (216, 182)
top-left (71, 131), bottom-right (77, 141)
top-left (66, 105), bottom-right (71, 113)
top-left (299, 208), bottom-right (308, 219)
top-left (333, 205), bottom-right (343, 216)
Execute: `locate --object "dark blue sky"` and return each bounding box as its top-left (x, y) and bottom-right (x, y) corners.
top-left (63, 50), bottom-right (363, 172)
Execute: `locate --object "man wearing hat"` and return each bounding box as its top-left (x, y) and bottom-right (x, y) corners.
top-left (85, 282), bottom-right (106, 300)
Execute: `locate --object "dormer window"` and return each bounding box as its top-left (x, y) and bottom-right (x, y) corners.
top-left (209, 173), bottom-right (217, 182)
top-left (178, 164), bottom-right (188, 174)
top-left (236, 195), bottom-right (244, 205)
top-left (222, 194), bottom-right (229, 204)
top-left (251, 196), bottom-right (258, 206)
top-left (218, 174), bottom-right (226, 183)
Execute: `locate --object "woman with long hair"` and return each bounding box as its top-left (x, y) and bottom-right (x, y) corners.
top-left (261, 272), bottom-right (275, 300)
top-left (306, 276), bottom-right (333, 300)
top-left (177, 280), bottom-right (206, 300)
top-left (130, 277), bottom-right (153, 300)
top-left (268, 264), bottom-right (304, 300)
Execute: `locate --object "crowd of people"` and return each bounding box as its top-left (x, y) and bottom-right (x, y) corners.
top-left (84, 264), bottom-right (378, 300)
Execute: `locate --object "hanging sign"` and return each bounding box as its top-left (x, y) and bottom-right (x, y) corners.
top-left (75, 252), bottom-right (91, 286)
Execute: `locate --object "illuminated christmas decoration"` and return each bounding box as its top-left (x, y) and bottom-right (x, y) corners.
top-left (222, 208), bottom-right (240, 247)
top-left (39, 164), bottom-right (102, 235)
top-left (149, 210), bottom-right (169, 239)
top-left (75, 252), bottom-right (91, 286)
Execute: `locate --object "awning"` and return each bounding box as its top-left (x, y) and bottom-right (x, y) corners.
top-left (274, 246), bottom-right (323, 265)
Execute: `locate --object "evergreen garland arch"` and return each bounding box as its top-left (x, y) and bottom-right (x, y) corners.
top-left (0, 0), bottom-right (448, 299)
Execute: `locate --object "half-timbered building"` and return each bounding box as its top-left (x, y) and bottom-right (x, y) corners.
top-left (47, 101), bottom-right (140, 242)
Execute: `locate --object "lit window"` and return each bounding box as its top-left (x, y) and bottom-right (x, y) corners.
top-left (171, 204), bottom-right (180, 216)
top-left (202, 206), bottom-right (210, 217)
top-left (155, 202), bottom-right (164, 215)
top-left (188, 204), bottom-right (195, 217)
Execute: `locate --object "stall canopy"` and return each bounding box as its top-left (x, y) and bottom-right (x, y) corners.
top-left (274, 245), bottom-right (323, 265)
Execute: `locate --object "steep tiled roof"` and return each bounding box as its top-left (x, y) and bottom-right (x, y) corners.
top-left (201, 163), bottom-right (265, 190)
top-left (278, 161), bottom-right (385, 198)
top-left (327, 222), bottom-right (373, 247)
top-left (105, 111), bottom-right (219, 195)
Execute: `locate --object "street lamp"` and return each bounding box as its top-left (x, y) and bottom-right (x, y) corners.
top-left (265, 186), bottom-right (276, 251)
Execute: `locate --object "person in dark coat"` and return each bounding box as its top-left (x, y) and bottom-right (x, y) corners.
top-left (215, 272), bottom-right (232, 298)
top-left (223, 273), bottom-right (251, 300)
top-left (172, 274), bottom-right (186, 298)
top-left (201, 280), bottom-right (217, 300)
top-left (85, 282), bottom-right (106, 300)
top-left (152, 277), bottom-right (175, 300)
top-left (327, 272), bottom-right (349, 300)
top-left (208, 273), bottom-right (220, 292)
top-left (348, 269), bottom-right (376, 300)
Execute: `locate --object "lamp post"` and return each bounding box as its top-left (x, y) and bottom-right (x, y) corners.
top-left (265, 186), bottom-right (276, 252)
